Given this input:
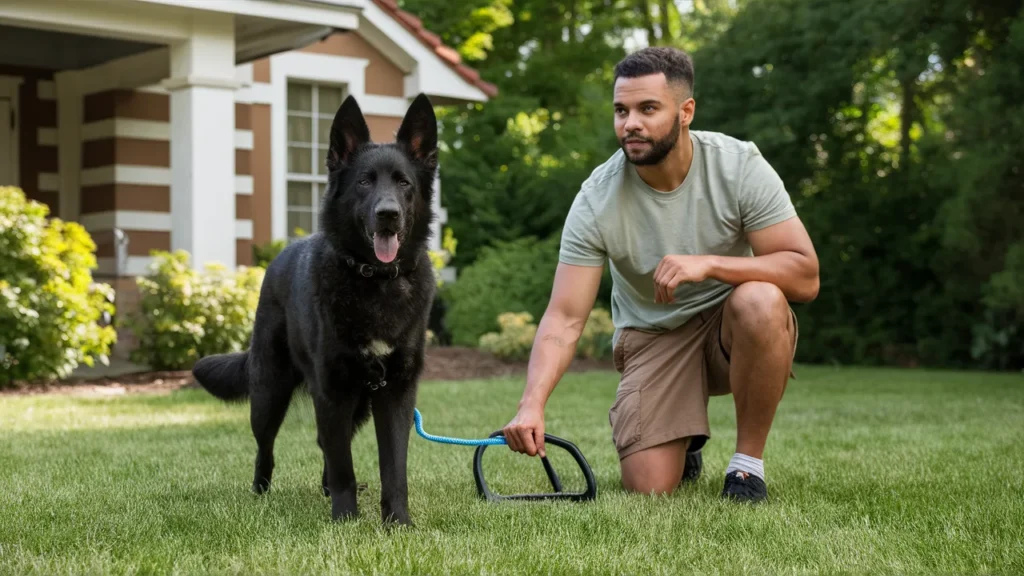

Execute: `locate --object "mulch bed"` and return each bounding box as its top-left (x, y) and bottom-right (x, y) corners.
top-left (1, 347), bottom-right (615, 397)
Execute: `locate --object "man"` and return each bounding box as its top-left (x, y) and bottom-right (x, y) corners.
top-left (501, 46), bottom-right (819, 503)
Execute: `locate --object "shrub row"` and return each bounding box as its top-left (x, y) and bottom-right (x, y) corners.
top-left (2, 176), bottom-right (464, 384)
top-left (7, 184), bottom-right (614, 386)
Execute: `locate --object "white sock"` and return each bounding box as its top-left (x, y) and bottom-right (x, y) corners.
top-left (726, 453), bottom-right (764, 481)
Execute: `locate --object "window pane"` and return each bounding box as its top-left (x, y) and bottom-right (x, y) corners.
top-left (287, 181), bottom-right (312, 207)
top-left (313, 182), bottom-right (322, 206)
top-left (313, 145), bottom-right (329, 175)
top-left (318, 85), bottom-right (344, 115)
top-left (288, 115), bottom-right (312, 143)
top-left (287, 83), bottom-right (312, 112)
top-left (318, 118), bottom-right (333, 146)
top-left (288, 146), bottom-right (312, 174)
top-left (288, 210), bottom-right (313, 237)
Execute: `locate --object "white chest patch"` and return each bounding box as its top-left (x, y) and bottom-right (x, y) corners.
top-left (360, 339), bottom-right (394, 358)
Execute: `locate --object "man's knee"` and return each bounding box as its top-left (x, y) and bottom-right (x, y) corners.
top-left (622, 475), bottom-right (679, 496)
top-left (725, 281), bottom-right (790, 338)
top-left (619, 437), bottom-right (690, 496)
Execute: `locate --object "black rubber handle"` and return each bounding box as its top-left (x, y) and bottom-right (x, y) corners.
top-left (472, 431), bottom-right (597, 502)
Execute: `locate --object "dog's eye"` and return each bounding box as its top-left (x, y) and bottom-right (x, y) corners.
top-left (358, 179), bottom-right (371, 187)
top-left (397, 179), bottom-right (411, 188)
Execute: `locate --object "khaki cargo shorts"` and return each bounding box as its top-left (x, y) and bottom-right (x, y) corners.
top-left (608, 301), bottom-right (798, 460)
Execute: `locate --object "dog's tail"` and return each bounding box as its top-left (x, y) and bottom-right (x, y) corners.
top-left (192, 351), bottom-right (250, 401)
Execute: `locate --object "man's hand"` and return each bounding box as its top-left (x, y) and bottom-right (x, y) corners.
top-left (653, 255), bottom-right (714, 303)
top-left (502, 402), bottom-right (546, 457)
top-left (651, 219), bottom-right (820, 304)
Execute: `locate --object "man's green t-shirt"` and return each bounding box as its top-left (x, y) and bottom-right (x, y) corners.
top-left (559, 130), bottom-right (797, 345)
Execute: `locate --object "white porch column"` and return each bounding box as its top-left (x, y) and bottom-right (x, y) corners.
top-left (163, 13), bottom-right (240, 269)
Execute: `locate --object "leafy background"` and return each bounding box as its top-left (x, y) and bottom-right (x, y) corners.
top-left (405, 0), bottom-right (1024, 370)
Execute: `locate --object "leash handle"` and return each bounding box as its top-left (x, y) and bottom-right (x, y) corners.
top-left (413, 408), bottom-right (507, 446)
top-left (473, 429), bottom-right (598, 502)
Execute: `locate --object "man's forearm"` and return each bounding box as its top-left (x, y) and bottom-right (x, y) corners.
top-left (708, 252), bottom-right (819, 302)
top-left (518, 312), bottom-right (584, 409)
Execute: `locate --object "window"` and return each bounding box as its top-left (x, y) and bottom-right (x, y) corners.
top-left (286, 81), bottom-right (347, 240)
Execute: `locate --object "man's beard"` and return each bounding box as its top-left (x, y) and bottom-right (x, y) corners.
top-left (620, 115), bottom-right (681, 166)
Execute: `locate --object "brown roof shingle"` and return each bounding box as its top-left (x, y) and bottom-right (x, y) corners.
top-left (372, 0), bottom-right (499, 98)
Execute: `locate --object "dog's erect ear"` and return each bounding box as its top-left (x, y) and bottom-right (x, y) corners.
top-left (327, 95), bottom-right (371, 172)
top-left (396, 93), bottom-right (438, 171)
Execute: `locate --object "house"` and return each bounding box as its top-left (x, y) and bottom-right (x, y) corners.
top-left (0, 0), bottom-right (495, 355)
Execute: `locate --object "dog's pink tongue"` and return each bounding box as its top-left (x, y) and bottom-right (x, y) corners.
top-left (373, 233), bottom-right (399, 263)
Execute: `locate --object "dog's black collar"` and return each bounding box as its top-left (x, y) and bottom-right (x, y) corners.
top-left (342, 255), bottom-right (417, 279)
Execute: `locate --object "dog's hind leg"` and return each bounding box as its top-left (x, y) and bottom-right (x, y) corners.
top-left (250, 380), bottom-right (297, 494)
top-left (248, 318), bottom-right (301, 494)
top-left (318, 433), bottom-right (329, 497)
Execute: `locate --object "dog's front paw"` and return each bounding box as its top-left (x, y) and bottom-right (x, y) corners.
top-left (330, 489), bottom-right (359, 521)
top-left (382, 515), bottom-right (414, 529)
top-left (331, 506), bottom-right (358, 522)
top-left (252, 477), bottom-right (271, 495)
top-left (381, 505), bottom-right (413, 528)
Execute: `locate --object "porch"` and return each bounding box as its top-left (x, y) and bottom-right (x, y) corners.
top-left (0, 0), bottom-right (494, 360)
top-left (0, 0), bottom-right (359, 272)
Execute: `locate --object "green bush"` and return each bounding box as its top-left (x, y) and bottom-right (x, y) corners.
top-left (126, 250), bottom-right (265, 371)
top-left (0, 186), bottom-right (117, 386)
top-left (479, 312), bottom-right (537, 360)
top-left (252, 238), bottom-right (287, 269)
top-left (445, 233), bottom-right (561, 346)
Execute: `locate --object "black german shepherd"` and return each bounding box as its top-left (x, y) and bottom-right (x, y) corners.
top-left (191, 93), bottom-right (440, 527)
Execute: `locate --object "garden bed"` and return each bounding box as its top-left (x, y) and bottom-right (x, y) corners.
top-left (1, 346), bottom-right (615, 396)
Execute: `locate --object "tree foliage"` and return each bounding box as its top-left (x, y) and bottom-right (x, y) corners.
top-left (403, 0), bottom-right (1023, 370)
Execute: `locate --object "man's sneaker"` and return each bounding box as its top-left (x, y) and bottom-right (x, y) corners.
top-left (721, 470), bottom-right (768, 503)
top-left (680, 449), bottom-right (703, 484)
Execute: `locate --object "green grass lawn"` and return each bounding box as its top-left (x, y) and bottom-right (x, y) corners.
top-left (2, 365), bottom-right (1023, 575)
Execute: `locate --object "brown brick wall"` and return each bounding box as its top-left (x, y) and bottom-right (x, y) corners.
top-left (299, 32), bottom-right (405, 97)
top-left (251, 104), bottom-right (272, 246)
top-left (0, 66), bottom-right (58, 213)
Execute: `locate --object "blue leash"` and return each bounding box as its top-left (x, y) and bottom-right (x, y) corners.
top-left (413, 408), bottom-right (599, 502)
top-left (413, 408), bottom-right (507, 446)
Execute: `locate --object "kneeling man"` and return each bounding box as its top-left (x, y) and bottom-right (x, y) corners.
top-left (502, 46), bottom-right (820, 503)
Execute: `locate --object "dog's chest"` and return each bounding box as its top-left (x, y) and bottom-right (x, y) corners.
top-left (360, 339), bottom-right (394, 358)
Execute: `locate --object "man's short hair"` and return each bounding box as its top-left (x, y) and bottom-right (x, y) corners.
top-left (613, 46), bottom-right (695, 99)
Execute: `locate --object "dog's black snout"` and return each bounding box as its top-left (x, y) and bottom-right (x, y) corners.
top-left (375, 200), bottom-right (401, 222)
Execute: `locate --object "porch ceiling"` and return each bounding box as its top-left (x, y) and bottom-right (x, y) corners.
top-left (0, 0), bottom-right (358, 73)
top-left (235, 15), bottom-right (334, 64)
top-left (0, 25), bottom-right (159, 71)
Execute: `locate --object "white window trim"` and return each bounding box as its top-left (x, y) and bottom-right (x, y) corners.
top-left (0, 76), bottom-right (24, 189)
top-left (284, 80), bottom-right (347, 239)
top-left (266, 50), bottom-right (448, 252)
top-left (270, 51), bottom-right (370, 242)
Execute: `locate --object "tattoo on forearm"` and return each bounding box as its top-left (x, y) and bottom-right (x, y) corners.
top-left (542, 334), bottom-right (567, 347)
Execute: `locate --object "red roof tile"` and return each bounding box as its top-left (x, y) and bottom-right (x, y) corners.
top-left (420, 29), bottom-right (442, 48)
top-left (371, 0), bottom-right (498, 98)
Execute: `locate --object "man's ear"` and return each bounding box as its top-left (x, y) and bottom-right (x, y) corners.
top-left (327, 95), bottom-right (371, 172)
top-left (395, 93), bottom-right (438, 171)
top-left (679, 96), bottom-right (695, 129)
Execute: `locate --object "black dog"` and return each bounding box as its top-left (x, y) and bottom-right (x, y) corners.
top-left (191, 93), bottom-right (439, 527)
